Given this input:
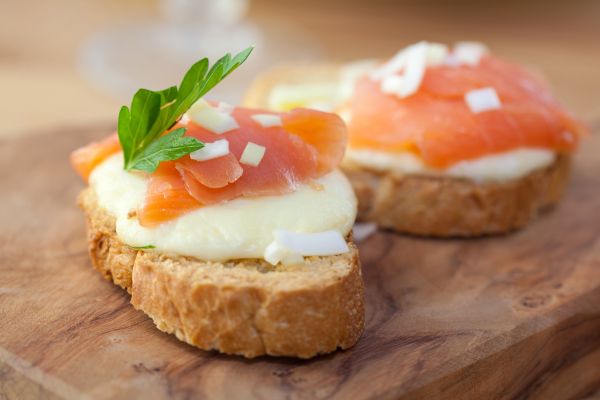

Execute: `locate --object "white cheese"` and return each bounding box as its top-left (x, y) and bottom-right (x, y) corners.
top-left (344, 148), bottom-right (556, 182)
top-left (89, 154), bottom-right (357, 262)
top-left (239, 142), bottom-right (266, 166)
top-left (251, 113), bottom-right (283, 128)
top-left (464, 87), bottom-right (502, 113)
top-left (190, 139), bottom-right (230, 161)
top-left (188, 99), bottom-right (239, 134)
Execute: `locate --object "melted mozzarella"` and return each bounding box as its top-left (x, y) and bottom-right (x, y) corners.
top-left (344, 148), bottom-right (556, 182)
top-left (89, 154), bottom-right (357, 261)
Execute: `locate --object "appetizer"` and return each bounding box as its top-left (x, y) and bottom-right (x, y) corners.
top-left (71, 49), bottom-right (364, 359)
top-left (244, 41), bottom-right (588, 236)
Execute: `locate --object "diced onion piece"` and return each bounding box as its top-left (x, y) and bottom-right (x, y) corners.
top-left (188, 99), bottom-right (239, 134)
top-left (381, 74), bottom-right (405, 94)
top-left (426, 43), bottom-right (449, 66)
top-left (264, 241), bottom-right (304, 266)
top-left (464, 87), bottom-right (502, 113)
top-left (190, 139), bottom-right (230, 161)
top-left (179, 113), bottom-right (190, 125)
top-left (352, 223), bottom-right (377, 243)
top-left (216, 101), bottom-right (234, 113)
top-left (276, 229), bottom-right (349, 256)
top-left (370, 48), bottom-right (408, 81)
top-left (239, 142), bottom-right (266, 166)
top-left (378, 41), bottom-right (428, 98)
top-left (339, 59), bottom-right (378, 99)
top-left (251, 113), bottom-right (283, 128)
top-left (453, 41), bottom-right (489, 66)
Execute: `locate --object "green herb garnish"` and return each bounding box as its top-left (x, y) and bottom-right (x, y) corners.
top-left (131, 245), bottom-right (156, 250)
top-left (118, 47), bottom-right (253, 173)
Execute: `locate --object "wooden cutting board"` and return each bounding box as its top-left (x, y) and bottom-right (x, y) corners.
top-left (1, 125), bottom-right (599, 400)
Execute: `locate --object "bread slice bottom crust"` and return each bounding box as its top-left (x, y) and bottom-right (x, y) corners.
top-left (343, 154), bottom-right (571, 237)
top-left (78, 188), bottom-right (365, 359)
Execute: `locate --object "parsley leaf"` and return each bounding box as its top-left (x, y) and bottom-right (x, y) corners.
top-left (131, 245), bottom-right (156, 250)
top-left (130, 128), bottom-right (203, 172)
top-left (118, 47), bottom-right (253, 172)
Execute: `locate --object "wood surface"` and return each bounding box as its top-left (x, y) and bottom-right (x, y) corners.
top-left (1, 123), bottom-right (599, 399)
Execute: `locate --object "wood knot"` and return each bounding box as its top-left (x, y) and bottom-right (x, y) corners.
top-left (272, 368), bottom-right (294, 378)
top-left (132, 362), bottom-right (162, 374)
top-left (519, 293), bottom-right (553, 309)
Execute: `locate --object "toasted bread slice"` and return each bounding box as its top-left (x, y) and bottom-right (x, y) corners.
top-left (244, 66), bottom-right (572, 236)
top-left (78, 188), bottom-right (364, 358)
top-left (343, 154), bottom-right (571, 236)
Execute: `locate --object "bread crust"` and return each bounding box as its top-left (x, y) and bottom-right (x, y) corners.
top-left (243, 65), bottom-right (573, 236)
top-left (343, 155), bottom-right (571, 236)
top-left (78, 188), bottom-right (364, 358)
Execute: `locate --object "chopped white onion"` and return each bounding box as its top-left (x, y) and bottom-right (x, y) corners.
top-left (426, 43), bottom-right (449, 66)
top-left (393, 42), bottom-right (427, 98)
top-left (264, 229), bottom-right (349, 265)
top-left (251, 113), bottom-right (283, 128)
top-left (381, 74), bottom-right (405, 94)
top-left (239, 142), bottom-right (266, 166)
top-left (275, 229), bottom-right (349, 256)
top-left (179, 113), bottom-right (190, 125)
top-left (370, 48), bottom-right (408, 81)
top-left (373, 41), bottom-right (429, 99)
top-left (453, 41), bottom-right (489, 66)
top-left (216, 101), bottom-right (234, 113)
top-left (264, 241), bottom-right (304, 266)
top-left (464, 87), bottom-right (502, 113)
top-left (190, 139), bottom-right (230, 161)
top-left (352, 223), bottom-right (377, 242)
top-left (372, 41), bottom-right (492, 98)
top-left (188, 99), bottom-right (239, 134)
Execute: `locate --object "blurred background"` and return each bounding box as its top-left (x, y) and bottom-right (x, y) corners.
top-left (1, 0), bottom-right (599, 137)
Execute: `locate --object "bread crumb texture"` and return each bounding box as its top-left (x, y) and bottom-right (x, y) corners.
top-left (344, 154), bottom-right (571, 236)
top-left (78, 189), bottom-right (365, 358)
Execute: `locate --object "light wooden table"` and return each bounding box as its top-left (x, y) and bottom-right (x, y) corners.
top-left (1, 0), bottom-right (599, 136)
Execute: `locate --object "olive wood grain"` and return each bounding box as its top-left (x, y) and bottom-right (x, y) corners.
top-left (0, 124), bottom-right (599, 400)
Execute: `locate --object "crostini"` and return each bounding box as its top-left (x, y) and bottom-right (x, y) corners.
top-left (71, 49), bottom-right (364, 359)
top-left (244, 42), bottom-right (588, 236)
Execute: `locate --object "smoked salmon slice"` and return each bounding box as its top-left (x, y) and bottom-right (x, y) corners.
top-left (70, 133), bottom-right (121, 181)
top-left (347, 55), bottom-right (587, 168)
top-left (71, 107), bottom-right (347, 227)
top-left (137, 161), bottom-right (201, 226)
